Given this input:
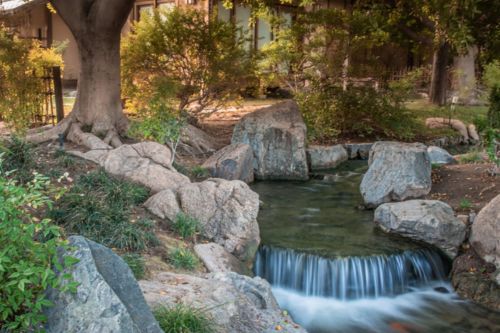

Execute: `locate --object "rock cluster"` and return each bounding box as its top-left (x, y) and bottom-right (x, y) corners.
top-left (145, 179), bottom-right (260, 261)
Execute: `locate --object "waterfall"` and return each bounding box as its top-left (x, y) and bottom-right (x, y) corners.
top-left (254, 245), bottom-right (447, 300)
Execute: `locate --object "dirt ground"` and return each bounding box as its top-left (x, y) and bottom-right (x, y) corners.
top-left (427, 163), bottom-right (500, 213)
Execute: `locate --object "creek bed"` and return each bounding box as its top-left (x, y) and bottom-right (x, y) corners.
top-left (251, 161), bottom-right (500, 333)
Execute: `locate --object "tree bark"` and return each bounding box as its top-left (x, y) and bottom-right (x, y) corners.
top-left (429, 41), bottom-right (451, 106)
top-left (51, 0), bottom-right (134, 136)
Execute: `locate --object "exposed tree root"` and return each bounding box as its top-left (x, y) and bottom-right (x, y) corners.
top-left (67, 123), bottom-right (112, 150)
top-left (26, 114), bottom-right (74, 144)
top-left (25, 113), bottom-right (126, 151)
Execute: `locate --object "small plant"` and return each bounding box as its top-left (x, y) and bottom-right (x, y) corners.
top-left (191, 166), bottom-right (210, 179)
top-left (0, 159), bottom-right (77, 330)
top-left (169, 247), bottom-right (199, 270)
top-left (459, 198), bottom-right (473, 210)
top-left (121, 253), bottom-right (146, 280)
top-left (173, 213), bottom-right (201, 239)
top-left (54, 149), bottom-right (76, 168)
top-left (154, 304), bottom-right (215, 333)
top-left (51, 169), bottom-right (158, 252)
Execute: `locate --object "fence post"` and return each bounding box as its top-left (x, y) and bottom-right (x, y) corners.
top-left (52, 66), bottom-right (64, 123)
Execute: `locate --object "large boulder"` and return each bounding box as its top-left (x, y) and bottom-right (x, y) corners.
top-left (360, 141), bottom-right (432, 208)
top-left (427, 146), bottom-right (456, 165)
top-left (145, 178), bottom-right (260, 261)
top-left (232, 100), bottom-right (309, 180)
top-left (470, 194), bottom-right (500, 284)
top-left (45, 236), bottom-right (162, 333)
top-left (307, 145), bottom-right (348, 170)
top-left (140, 272), bottom-right (307, 333)
top-left (194, 243), bottom-right (250, 275)
top-left (179, 124), bottom-right (223, 156)
top-left (202, 143), bottom-right (254, 183)
top-left (102, 142), bottom-right (190, 193)
top-left (374, 200), bottom-right (467, 258)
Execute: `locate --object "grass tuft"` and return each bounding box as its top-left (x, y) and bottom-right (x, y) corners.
top-left (121, 253), bottom-right (146, 280)
top-left (0, 136), bottom-right (35, 183)
top-left (169, 247), bottom-right (199, 270)
top-left (173, 213), bottom-right (201, 239)
top-left (154, 304), bottom-right (215, 333)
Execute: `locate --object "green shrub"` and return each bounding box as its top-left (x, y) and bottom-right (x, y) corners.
top-left (0, 136), bottom-right (35, 183)
top-left (51, 170), bottom-right (158, 252)
top-left (297, 85), bottom-right (417, 143)
top-left (121, 253), bottom-right (146, 280)
top-left (0, 25), bottom-right (63, 132)
top-left (173, 213), bottom-right (201, 239)
top-left (169, 248), bottom-right (199, 270)
top-left (154, 304), bottom-right (215, 333)
top-left (0, 162), bottom-right (77, 330)
top-left (122, 7), bottom-right (253, 121)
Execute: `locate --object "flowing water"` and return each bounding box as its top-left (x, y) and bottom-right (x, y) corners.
top-left (251, 161), bottom-right (500, 333)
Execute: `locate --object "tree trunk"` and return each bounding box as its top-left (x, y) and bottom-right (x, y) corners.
top-left (51, 0), bottom-right (134, 136)
top-left (429, 41), bottom-right (450, 106)
top-left (75, 34), bottom-right (127, 135)
top-left (452, 45), bottom-right (478, 105)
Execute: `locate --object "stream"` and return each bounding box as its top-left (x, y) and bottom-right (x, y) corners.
top-left (251, 161), bottom-right (500, 333)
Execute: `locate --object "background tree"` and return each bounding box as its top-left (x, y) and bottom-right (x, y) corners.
top-left (28, 0), bottom-right (135, 147)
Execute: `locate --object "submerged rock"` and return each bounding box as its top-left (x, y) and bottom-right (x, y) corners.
top-left (427, 146), bottom-right (456, 165)
top-left (232, 100), bottom-right (309, 180)
top-left (140, 272), bottom-right (307, 333)
top-left (374, 200), bottom-right (467, 258)
top-left (202, 143), bottom-right (254, 183)
top-left (307, 144), bottom-right (348, 170)
top-left (145, 178), bottom-right (260, 261)
top-left (360, 141), bottom-right (432, 208)
top-left (45, 236), bottom-right (162, 333)
top-left (470, 194), bottom-right (500, 284)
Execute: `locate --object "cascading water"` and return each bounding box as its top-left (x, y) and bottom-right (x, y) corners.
top-left (254, 246), bottom-right (446, 300)
top-left (251, 162), bottom-right (500, 333)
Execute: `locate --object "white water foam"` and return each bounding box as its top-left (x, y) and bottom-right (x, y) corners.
top-left (273, 284), bottom-right (476, 333)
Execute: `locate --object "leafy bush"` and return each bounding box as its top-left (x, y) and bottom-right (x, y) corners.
top-left (51, 170), bottom-right (158, 252)
top-left (0, 136), bottom-right (35, 183)
top-left (173, 213), bottom-right (201, 239)
top-left (121, 253), bottom-right (146, 280)
top-left (0, 161), bottom-right (76, 330)
top-left (169, 247), bottom-right (199, 270)
top-left (0, 25), bottom-right (63, 132)
top-left (128, 97), bottom-right (184, 163)
top-left (154, 304), bottom-right (215, 333)
top-left (122, 7), bottom-right (253, 122)
top-left (297, 84), bottom-right (417, 143)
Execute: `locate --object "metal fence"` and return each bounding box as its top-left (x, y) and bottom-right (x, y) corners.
top-left (31, 66), bottom-right (64, 128)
